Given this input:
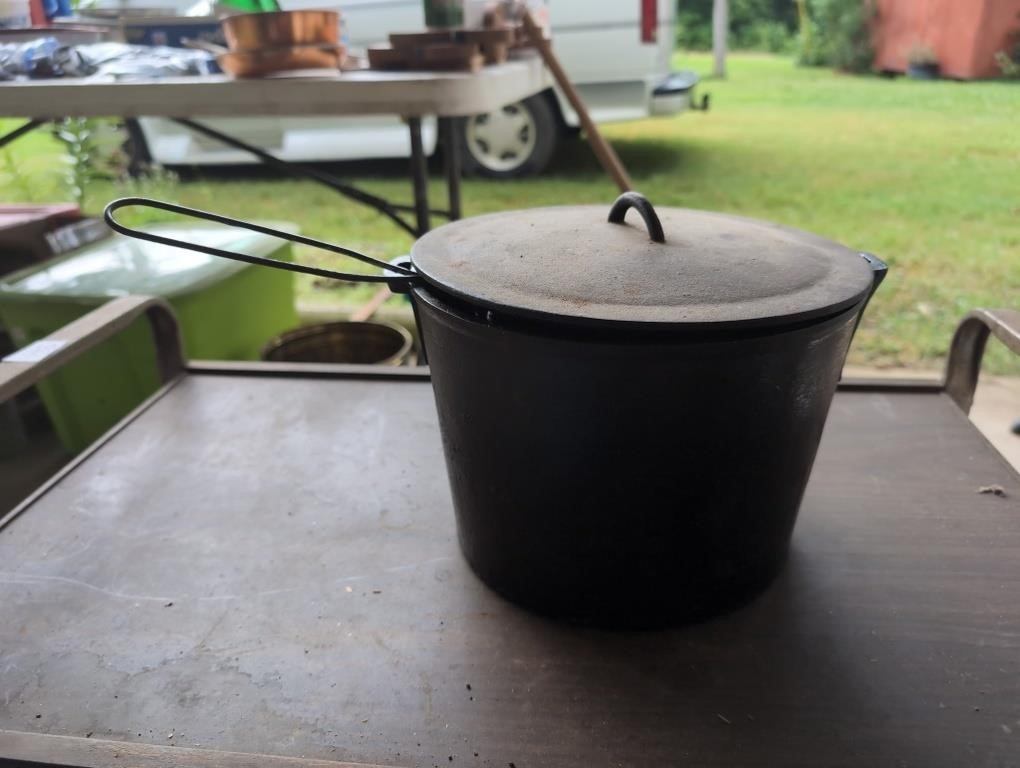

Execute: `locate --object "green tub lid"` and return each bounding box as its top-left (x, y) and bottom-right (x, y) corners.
top-left (0, 222), bottom-right (292, 301)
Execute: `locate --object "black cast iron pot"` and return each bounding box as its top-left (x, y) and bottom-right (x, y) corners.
top-left (105, 193), bottom-right (887, 628)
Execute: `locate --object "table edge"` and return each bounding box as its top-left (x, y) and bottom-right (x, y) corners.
top-left (0, 730), bottom-right (398, 768)
top-left (0, 58), bottom-right (546, 119)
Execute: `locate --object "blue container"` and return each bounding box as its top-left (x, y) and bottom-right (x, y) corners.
top-left (122, 16), bottom-right (225, 48)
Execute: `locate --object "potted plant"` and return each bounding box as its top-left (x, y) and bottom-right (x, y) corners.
top-left (907, 42), bottom-right (939, 79)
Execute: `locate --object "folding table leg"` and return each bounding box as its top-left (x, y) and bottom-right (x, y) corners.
top-left (171, 117), bottom-right (425, 238)
top-left (407, 116), bottom-right (430, 234)
top-left (439, 117), bottom-right (463, 221)
top-left (0, 119), bottom-right (47, 150)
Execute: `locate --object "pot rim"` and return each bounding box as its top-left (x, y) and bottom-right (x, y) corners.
top-left (411, 280), bottom-right (867, 343)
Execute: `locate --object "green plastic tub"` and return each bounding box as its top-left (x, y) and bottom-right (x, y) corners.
top-left (0, 222), bottom-right (297, 453)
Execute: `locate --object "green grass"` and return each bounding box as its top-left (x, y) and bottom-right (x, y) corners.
top-left (2, 53), bottom-right (1018, 371)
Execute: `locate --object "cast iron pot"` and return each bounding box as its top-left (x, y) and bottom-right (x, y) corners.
top-left (105, 193), bottom-right (887, 627)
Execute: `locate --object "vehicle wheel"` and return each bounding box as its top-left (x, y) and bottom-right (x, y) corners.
top-left (122, 119), bottom-right (153, 178)
top-left (459, 93), bottom-right (559, 179)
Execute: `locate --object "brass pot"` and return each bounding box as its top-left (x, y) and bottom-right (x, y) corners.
top-left (221, 10), bottom-right (340, 52)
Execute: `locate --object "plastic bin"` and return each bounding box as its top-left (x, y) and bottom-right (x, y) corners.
top-left (0, 222), bottom-right (297, 453)
top-left (0, 203), bottom-right (81, 277)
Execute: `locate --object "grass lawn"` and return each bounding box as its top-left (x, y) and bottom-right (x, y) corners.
top-left (2, 53), bottom-right (1018, 371)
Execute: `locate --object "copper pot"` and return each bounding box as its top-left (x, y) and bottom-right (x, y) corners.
top-left (217, 44), bottom-right (345, 78)
top-left (221, 10), bottom-right (339, 51)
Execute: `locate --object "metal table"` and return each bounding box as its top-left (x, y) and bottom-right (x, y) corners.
top-left (0, 58), bottom-right (547, 236)
top-left (1, 297), bottom-right (1018, 768)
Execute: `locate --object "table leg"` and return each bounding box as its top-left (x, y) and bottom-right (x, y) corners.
top-left (407, 117), bottom-right (430, 234)
top-left (0, 119), bottom-right (47, 150)
top-left (439, 117), bottom-right (463, 221)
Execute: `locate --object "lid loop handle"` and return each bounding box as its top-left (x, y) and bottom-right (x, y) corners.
top-left (607, 192), bottom-right (665, 244)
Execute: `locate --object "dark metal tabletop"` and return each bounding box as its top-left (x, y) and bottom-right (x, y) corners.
top-left (1, 363), bottom-right (1018, 768)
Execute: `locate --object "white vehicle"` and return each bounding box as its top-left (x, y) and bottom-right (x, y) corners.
top-left (125, 0), bottom-right (699, 178)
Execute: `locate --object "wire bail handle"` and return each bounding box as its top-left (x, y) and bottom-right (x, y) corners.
top-left (103, 198), bottom-right (419, 293)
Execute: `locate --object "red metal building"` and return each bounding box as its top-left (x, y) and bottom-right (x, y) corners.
top-left (873, 0), bottom-right (1020, 78)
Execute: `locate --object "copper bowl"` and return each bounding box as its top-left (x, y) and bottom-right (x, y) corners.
top-left (221, 10), bottom-right (340, 52)
top-left (217, 44), bottom-right (346, 78)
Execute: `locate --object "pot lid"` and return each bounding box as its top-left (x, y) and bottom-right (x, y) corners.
top-left (410, 193), bottom-right (877, 330)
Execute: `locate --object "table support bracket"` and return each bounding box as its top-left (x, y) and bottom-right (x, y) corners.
top-left (172, 118), bottom-right (450, 237)
top-left (0, 116), bottom-right (461, 238)
top-left (0, 118), bottom-right (48, 150)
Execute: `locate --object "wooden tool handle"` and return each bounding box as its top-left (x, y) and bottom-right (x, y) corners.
top-left (349, 286), bottom-right (393, 323)
top-left (520, 9), bottom-right (633, 193)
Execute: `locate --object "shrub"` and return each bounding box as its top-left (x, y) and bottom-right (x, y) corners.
top-left (797, 0), bottom-right (875, 73)
top-left (996, 14), bottom-right (1020, 79)
top-left (676, 8), bottom-right (712, 50)
top-left (51, 118), bottom-right (120, 210)
top-left (675, 0), bottom-right (797, 52)
top-left (996, 51), bottom-right (1020, 79)
top-left (739, 19), bottom-right (797, 53)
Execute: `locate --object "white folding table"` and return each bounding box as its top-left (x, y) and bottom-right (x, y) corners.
top-left (0, 57), bottom-right (548, 235)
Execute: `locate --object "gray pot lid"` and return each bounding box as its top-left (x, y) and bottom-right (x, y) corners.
top-left (410, 194), bottom-right (877, 330)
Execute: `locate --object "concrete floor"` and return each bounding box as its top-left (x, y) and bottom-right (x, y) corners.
top-left (967, 376), bottom-right (1020, 470)
top-left (0, 429), bottom-right (69, 516)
